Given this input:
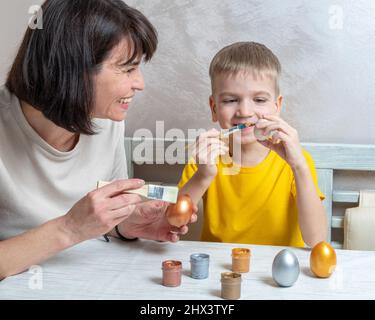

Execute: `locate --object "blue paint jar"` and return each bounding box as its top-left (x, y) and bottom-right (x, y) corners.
top-left (190, 253), bottom-right (210, 279)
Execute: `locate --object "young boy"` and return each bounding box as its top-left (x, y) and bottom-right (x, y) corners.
top-left (178, 42), bottom-right (327, 248)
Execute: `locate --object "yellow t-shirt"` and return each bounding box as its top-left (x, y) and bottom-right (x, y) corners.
top-left (178, 149), bottom-right (325, 247)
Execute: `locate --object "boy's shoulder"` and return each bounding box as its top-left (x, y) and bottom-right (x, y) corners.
top-left (181, 148), bottom-right (317, 176)
top-left (269, 148), bottom-right (316, 167)
top-left (301, 148), bottom-right (316, 165)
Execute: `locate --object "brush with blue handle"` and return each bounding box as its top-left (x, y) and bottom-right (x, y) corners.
top-left (220, 122), bottom-right (255, 137)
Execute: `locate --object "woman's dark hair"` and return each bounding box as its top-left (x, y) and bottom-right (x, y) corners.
top-left (6, 0), bottom-right (158, 134)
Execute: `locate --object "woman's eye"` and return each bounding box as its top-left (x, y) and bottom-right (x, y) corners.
top-left (123, 68), bottom-right (135, 74)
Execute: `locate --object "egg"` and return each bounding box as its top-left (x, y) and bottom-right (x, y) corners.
top-left (254, 119), bottom-right (277, 141)
top-left (310, 241), bottom-right (337, 278)
top-left (166, 194), bottom-right (194, 227)
top-left (272, 249), bottom-right (300, 287)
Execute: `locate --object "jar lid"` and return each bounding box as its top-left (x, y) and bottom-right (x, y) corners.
top-left (232, 248), bottom-right (251, 257)
top-left (162, 260), bottom-right (182, 270)
top-left (190, 253), bottom-right (210, 262)
top-left (221, 272), bottom-right (242, 283)
top-left (221, 272), bottom-right (241, 279)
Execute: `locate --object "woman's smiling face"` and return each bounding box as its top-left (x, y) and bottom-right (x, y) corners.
top-left (92, 38), bottom-right (145, 121)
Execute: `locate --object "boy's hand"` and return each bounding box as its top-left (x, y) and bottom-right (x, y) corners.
top-left (190, 129), bottom-right (229, 178)
top-left (255, 115), bottom-right (307, 171)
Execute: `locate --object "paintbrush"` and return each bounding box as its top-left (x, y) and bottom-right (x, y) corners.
top-left (220, 122), bottom-right (255, 137)
top-left (97, 181), bottom-right (179, 203)
top-left (185, 122), bottom-right (255, 150)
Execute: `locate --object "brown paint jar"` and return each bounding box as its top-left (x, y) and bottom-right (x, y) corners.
top-left (221, 272), bottom-right (242, 300)
top-left (231, 248), bottom-right (251, 273)
top-left (162, 260), bottom-right (182, 287)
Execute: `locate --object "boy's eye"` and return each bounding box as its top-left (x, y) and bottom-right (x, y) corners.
top-left (222, 99), bottom-right (238, 104)
top-left (255, 98), bottom-right (267, 103)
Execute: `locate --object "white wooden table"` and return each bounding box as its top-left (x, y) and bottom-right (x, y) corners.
top-left (1, 239), bottom-right (374, 300)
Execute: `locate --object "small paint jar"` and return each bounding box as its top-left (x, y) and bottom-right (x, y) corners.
top-left (221, 272), bottom-right (242, 300)
top-left (231, 248), bottom-right (251, 273)
top-left (162, 260), bottom-right (182, 287)
top-left (190, 253), bottom-right (210, 279)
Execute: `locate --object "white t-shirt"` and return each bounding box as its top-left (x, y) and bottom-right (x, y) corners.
top-left (0, 86), bottom-right (128, 240)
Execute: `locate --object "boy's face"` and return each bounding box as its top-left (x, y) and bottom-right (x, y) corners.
top-left (209, 70), bottom-right (283, 145)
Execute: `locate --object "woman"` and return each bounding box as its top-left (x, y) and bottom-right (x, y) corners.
top-left (0, 0), bottom-right (196, 279)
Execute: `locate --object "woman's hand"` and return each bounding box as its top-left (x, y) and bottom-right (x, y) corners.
top-left (255, 115), bottom-right (307, 171)
top-left (190, 129), bottom-right (229, 178)
top-left (63, 179), bottom-right (146, 242)
top-left (117, 200), bottom-right (198, 242)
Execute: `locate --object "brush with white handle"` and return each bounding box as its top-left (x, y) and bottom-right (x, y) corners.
top-left (97, 181), bottom-right (179, 203)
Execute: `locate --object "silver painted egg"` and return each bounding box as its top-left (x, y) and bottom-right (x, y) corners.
top-left (272, 249), bottom-right (300, 287)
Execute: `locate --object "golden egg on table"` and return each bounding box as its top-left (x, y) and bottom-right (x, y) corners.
top-left (310, 241), bottom-right (337, 278)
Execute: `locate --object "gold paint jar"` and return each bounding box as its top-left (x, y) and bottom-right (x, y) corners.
top-left (221, 272), bottom-right (242, 300)
top-left (231, 248), bottom-right (251, 273)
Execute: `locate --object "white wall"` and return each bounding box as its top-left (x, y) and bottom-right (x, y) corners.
top-left (1, 0), bottom-right (374, 242)
top-left (123, 0), bottom-right (375, 144)
top-left (0, 0), bottom-right (44, 85)
top-left (1, 0), bottom-right (374, 144)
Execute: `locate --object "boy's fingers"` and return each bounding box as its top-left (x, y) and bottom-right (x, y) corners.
top-left (204, 146), bottom-right (222, 162)
top-left (263, 124), bottom-right (284, 136)
top-left (197, 139), bottom-right (227, 154)
top-left (264, 123), bottom-right (291, 136)
top-left (274, 131), bottom-right (290, 144)
top-left (204, 141), bottom-right (229, 153)
top-left (263, 115), bottom-right (294, 132)
top-left (205, 128), bottom-right (221, 137)
top-left (208, 146), bottom-right (226, 161)
top-left (255, 119), bottom-right (276, 129)
top-left (196, 141), bottom-right (227, 161)
top-left (208, 137), bottom-right (225, 144)
top-left (197, 137), bottom-right (222, 149)
top-left (262, 114), bottom-right (281, 122)
top-left (195, 131), bottom-right (221, 149)
top-left (98, 179), bottom-right (145, 198)
top-left (198, 129), bottom-right (221, 142)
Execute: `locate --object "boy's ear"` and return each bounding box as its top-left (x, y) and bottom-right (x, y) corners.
top-left (275, 95), bottom-right (283, 115)
top-left (209, 95), bottom-right (218, 122)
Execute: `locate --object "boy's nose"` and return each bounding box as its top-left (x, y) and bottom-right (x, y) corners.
top-left (236, 100), bottom-right (254, 117)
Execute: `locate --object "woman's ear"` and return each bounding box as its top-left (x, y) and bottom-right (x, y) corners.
top-left (209, 96), bottom-right (218, 122)
top-left (275, 95), bottom-right (283, 115)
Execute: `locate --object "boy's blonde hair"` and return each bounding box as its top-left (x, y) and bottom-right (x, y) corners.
top-left (209, 42), bottom-right (281, 96)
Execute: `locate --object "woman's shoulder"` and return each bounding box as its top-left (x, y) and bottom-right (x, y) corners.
top-left (91, 118), bottom-right (125, 137)
top-left (0, 86), bottom-right (20, 128)
top-left (0, 86), bottom-right (14, 111)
